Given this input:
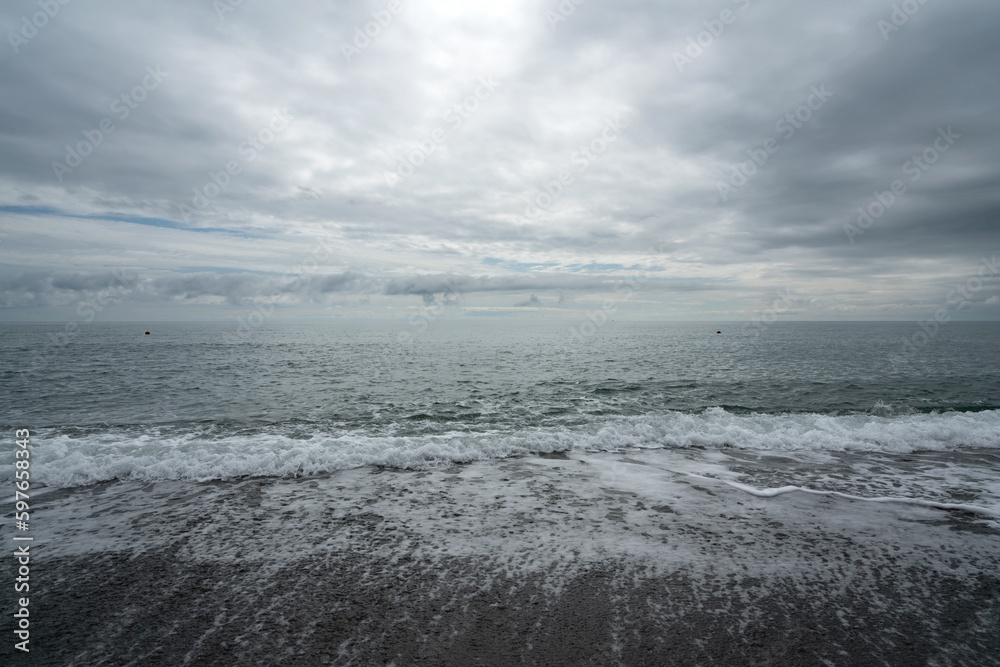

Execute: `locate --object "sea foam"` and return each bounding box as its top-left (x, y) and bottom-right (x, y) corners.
top-left (12, 407), bottom-right (1000, 487)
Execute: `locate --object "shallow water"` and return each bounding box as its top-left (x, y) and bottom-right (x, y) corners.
top-left (2, 320), bottom-right (999, 515)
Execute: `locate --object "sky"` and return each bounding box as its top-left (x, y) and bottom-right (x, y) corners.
top-left (1, 0), bottom-right (998, 324)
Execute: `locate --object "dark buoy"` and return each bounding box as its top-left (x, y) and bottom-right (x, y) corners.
top-left (716, 330), bottom-right (721, 334)
top-left (145, 331), bottom-right (150, 335)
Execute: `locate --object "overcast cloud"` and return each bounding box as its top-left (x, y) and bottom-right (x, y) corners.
top-left (1, 0), bottom-right (998, 322)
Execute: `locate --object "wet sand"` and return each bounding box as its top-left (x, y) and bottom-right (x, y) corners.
top-left (3, 451), bottom-right (999, 666)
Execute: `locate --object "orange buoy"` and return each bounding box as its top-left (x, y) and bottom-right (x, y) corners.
top-left (145, 331), bottom-right (150, 335)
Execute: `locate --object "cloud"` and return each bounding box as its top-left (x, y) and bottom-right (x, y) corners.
top-left (382, 273), bottom-right (615, 296)
top-left (0, 270), bottom-right (374, 309)
top-left (513, 294), bottom-right (541, 307)
top-left (0, 0), bottom-right (998, 321)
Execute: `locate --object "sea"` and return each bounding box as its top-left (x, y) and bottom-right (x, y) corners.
top-left (2, 320), bottom-right (999, 517)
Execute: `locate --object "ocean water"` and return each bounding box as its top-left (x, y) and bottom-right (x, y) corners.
top-left (2, 320), bottom-right (999, 516)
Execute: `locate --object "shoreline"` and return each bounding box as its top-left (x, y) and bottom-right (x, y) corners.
top-left (4, 451), bottom-right (999, 665)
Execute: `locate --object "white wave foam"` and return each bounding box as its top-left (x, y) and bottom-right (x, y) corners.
top-left (638, 407), bottom-right (1000, 452)
top-left (718, 479), bottom-right (1000, 518)
top-left (9, 408), bottom-right (1000, 487)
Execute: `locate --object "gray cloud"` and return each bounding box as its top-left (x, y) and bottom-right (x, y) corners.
top-left (514, 294), bottom-right (542, 307)
top-left (0, 0), bottom-right (998, 321)
top-left (382, 273), bottom-right (613, 296)
top-left (0, 270), bottom-right (373, 308)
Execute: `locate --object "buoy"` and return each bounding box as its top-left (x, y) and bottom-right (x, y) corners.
top-left (145, 331), bottom-right (150, 335)
top-left (716, 330), bottom-right (721, 334)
